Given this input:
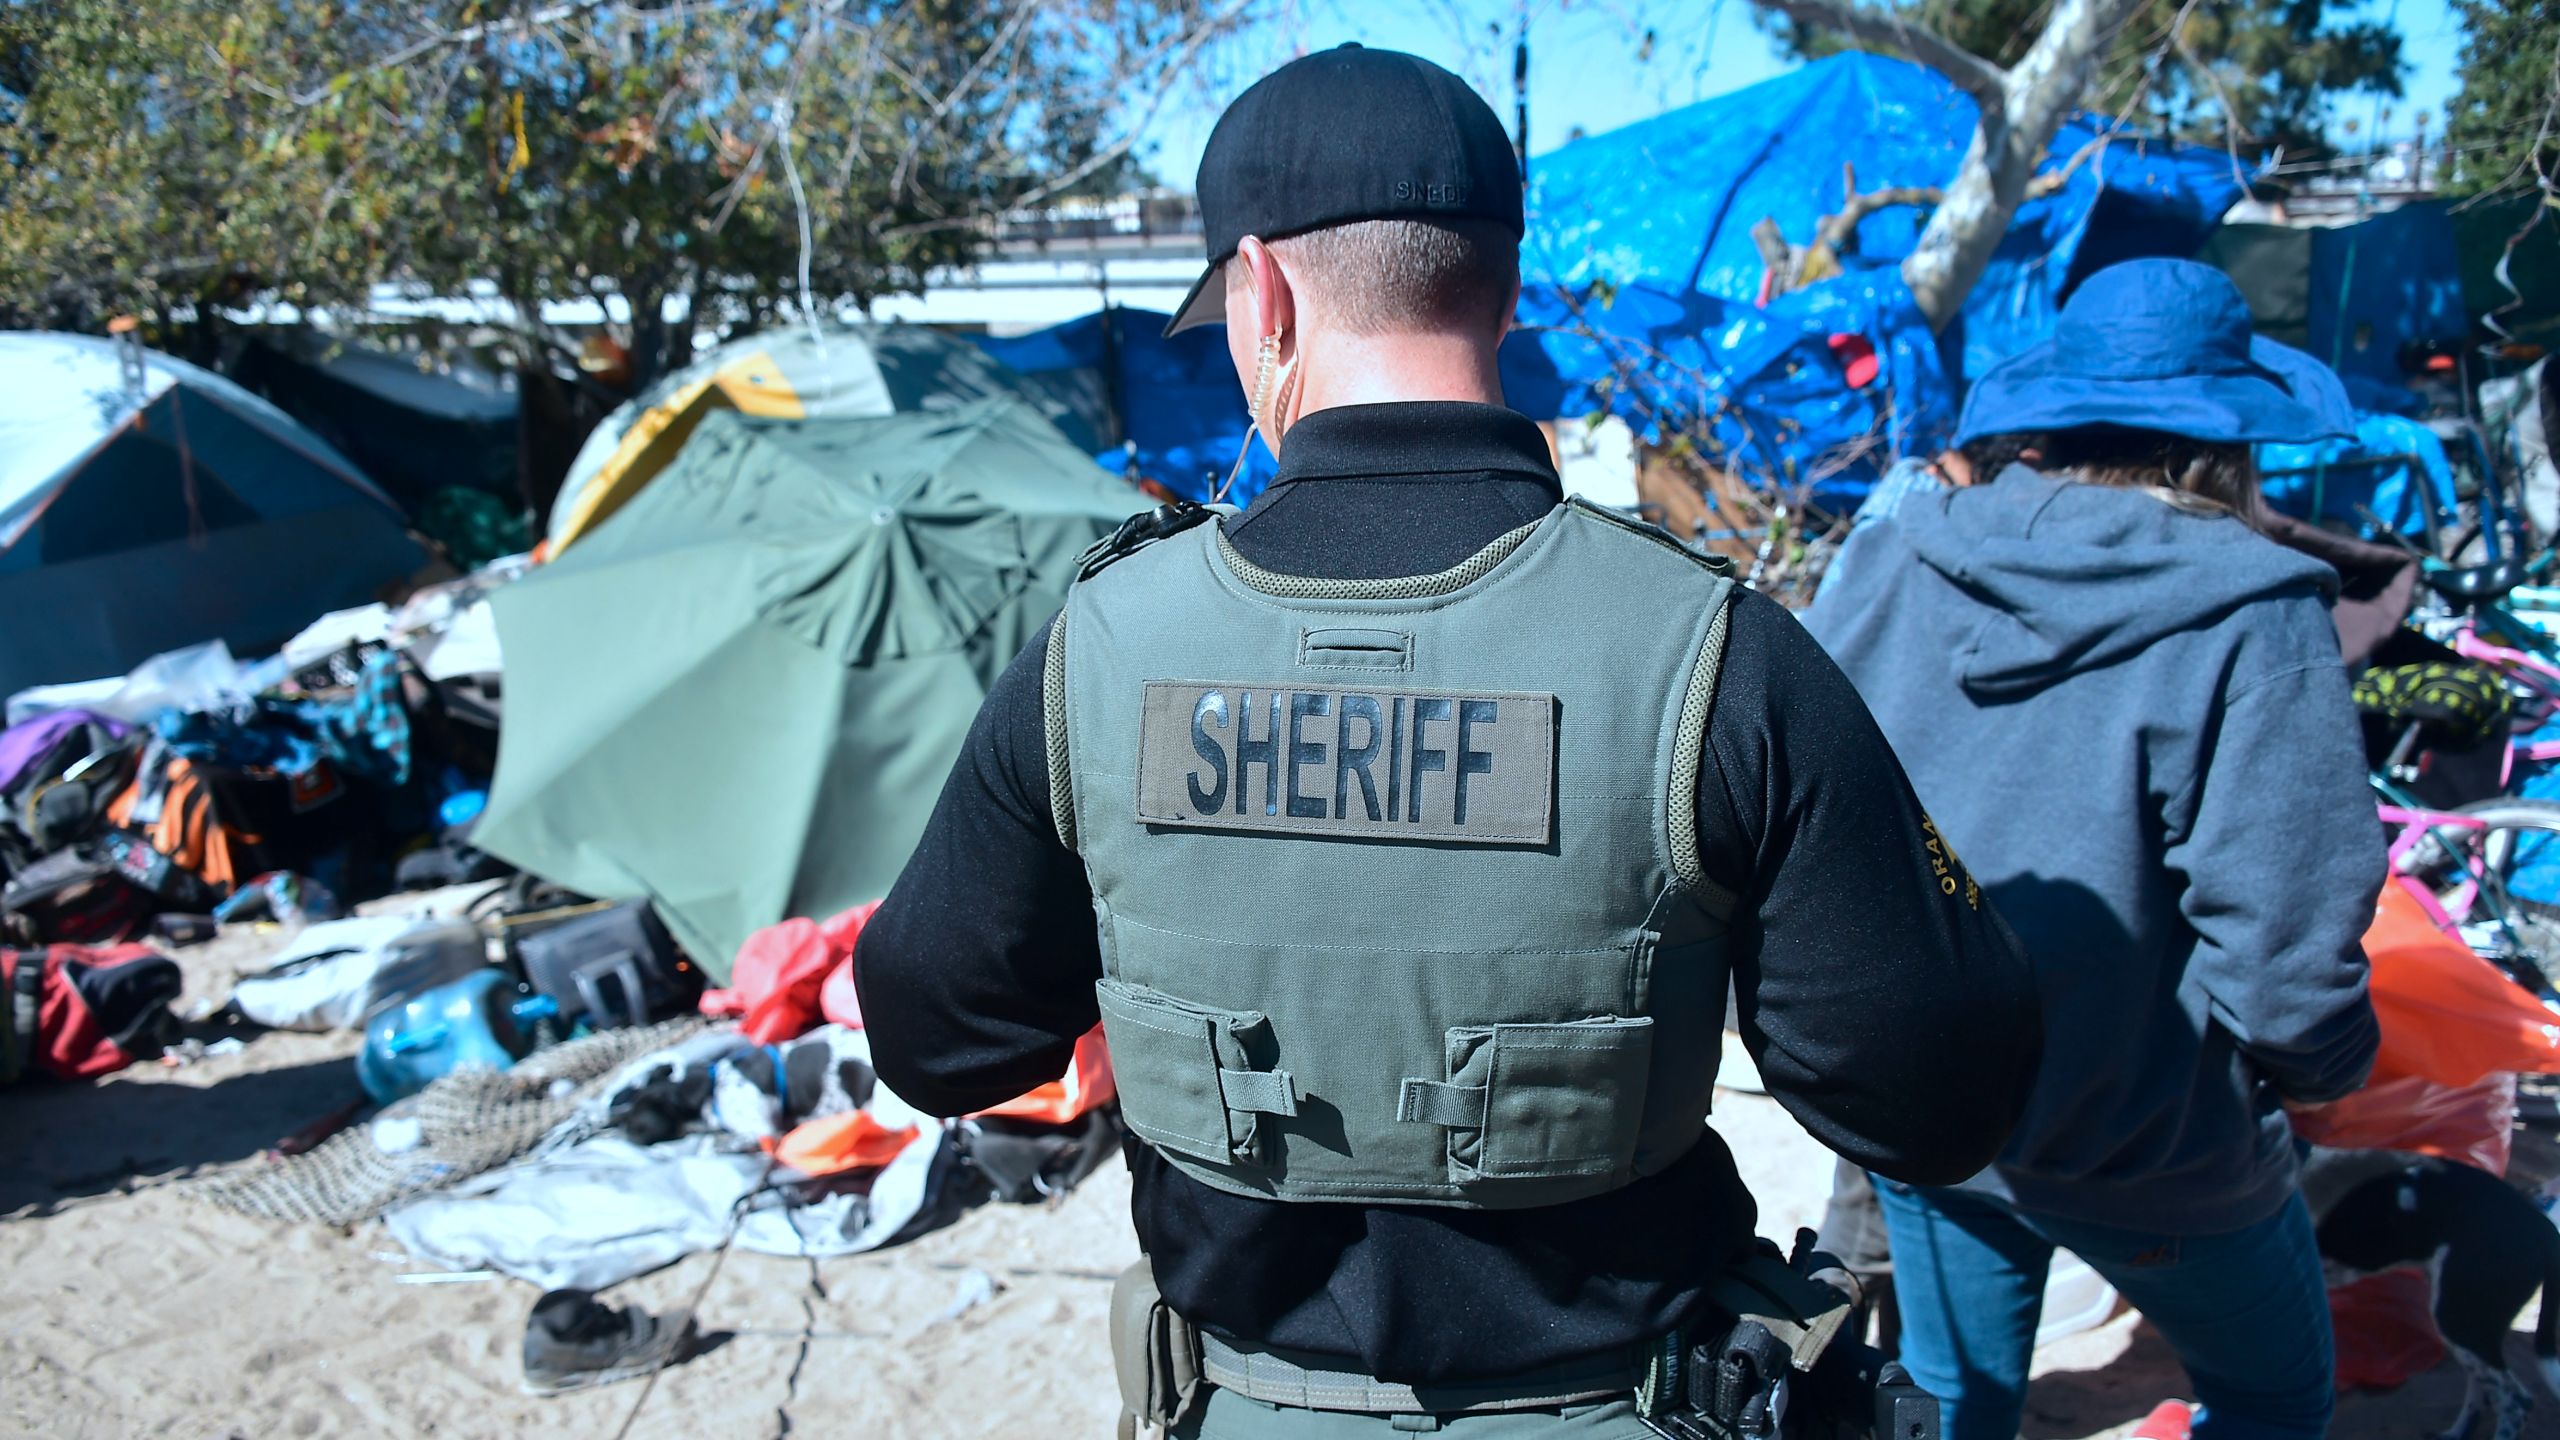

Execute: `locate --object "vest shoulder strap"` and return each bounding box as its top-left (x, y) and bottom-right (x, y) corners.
top-left (1561, 500), bottom-right (1745, 919)
top-left (1668, 577), bottom-right (1740, 920)
top-left (1565, 496), bottom-right (1735, 578)
top-left (1043, 605), bottom-right (1077, 853)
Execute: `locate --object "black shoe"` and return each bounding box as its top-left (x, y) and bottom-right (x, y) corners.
top-left (520, 1288), bottom-right (696, 1397)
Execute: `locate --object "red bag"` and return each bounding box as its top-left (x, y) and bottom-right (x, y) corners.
top-left (700, 901), bottom-right (881, 1044)
top-left (2291, 1072), bottom-right (2517, 1175)
top-left (2360, 886), bottom-right (2560, 1086)
top-left (2330, 1267), bottom-right (2448, 1391)
top-left (1, 943), bottom-right (183, 1083)
top-left (2293, 887), bottom-right (2536, 1391)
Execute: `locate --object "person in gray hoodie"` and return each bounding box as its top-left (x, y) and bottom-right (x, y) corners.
top-left (1805, 259), bottom-right (2382, 1440)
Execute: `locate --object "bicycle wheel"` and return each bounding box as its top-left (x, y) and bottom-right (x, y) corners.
top-left (2432, 798), bottom-right (2560, 994)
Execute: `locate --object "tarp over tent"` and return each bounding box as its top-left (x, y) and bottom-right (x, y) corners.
top-left (478, 398), bottom-right (1146, 976)
top-left (1511, 52), bottom-right (2243, 500)
top-left (0, 332), bottom-right (424, 699)
top-left (233, 337), bottom-right (520, 506)
top-left (2202, 204), bottom-right (2471, 410)
top-left (989, 54), bottom-right (2244, 511)
top-left (547, 322), bottom-right (1103, 553)
top-left (972, 308), bottom-right (1270, 503)
top-left (1525, 52), bottom-right (2247, 381)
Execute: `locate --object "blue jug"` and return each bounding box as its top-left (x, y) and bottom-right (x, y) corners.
top-left (358, 969), bottom-right (559, 1104)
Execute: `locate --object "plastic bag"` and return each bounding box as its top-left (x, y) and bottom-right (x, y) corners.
top-left (699, 900), bottom-right (880, 1044)
top-left (2330, 1267), bottom-right (2447, 1391)
top-left (970, 1024), bottom-right (1118, 1124)
top-left (2361, 886), bottom-right (2560, 1086)
top-left (2293, 1070), bottom-right (2514, 1394)
top-left (231, 915), bottom-right (484, 1032)
top-left (7, 639), bottom-right (259, 727)
top-left (2290, 1072), bottom-right (2516, 1174)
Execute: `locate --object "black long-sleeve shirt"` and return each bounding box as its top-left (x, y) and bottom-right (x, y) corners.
top-left (857, 401), bottom-right (2038, 1384)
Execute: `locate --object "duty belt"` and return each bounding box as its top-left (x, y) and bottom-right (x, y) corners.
top-left (1198, 1333), bottom-right (1643, 1414)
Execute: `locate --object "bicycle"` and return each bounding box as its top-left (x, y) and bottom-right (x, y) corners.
top-left (2374, 780), bottom-right (2560, 1007)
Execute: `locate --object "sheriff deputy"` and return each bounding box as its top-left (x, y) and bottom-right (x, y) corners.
top-left (858, 45), bottom-right (2039, 1440)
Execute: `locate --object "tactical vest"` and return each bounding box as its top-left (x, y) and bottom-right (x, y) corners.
top-left (1050, 500), bottom-right (1737, 1209)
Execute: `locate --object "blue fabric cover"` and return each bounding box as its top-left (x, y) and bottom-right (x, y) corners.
top-left (2308, 203), bottom-right (2469, 391)
top-left (973, 310), bottom-right (1273, 504)
top-left (2258, 413), bottom-right (2460, 538)
top-left (1514, 53), bottom-right (2242, 503)
top-left (1524, 54), bottom-right (2245, 382)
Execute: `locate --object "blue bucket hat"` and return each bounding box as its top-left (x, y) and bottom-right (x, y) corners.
top-left (1953, 258), bottom-right (2358, 447)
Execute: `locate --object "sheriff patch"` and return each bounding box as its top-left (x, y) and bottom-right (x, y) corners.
top-left (1135, 680), bottom-right (1556, 844)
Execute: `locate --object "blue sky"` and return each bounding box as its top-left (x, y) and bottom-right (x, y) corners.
top-left (1141, 0), bottom-right (2467, 185)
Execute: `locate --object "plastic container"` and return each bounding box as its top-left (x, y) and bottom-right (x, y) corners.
top-left (357, 969), bottom-right (558, 1104)
top-left (2035, 1250), bottom-right (2121, 1348)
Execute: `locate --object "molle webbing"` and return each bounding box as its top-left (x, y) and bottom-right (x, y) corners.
top-left (1199, 1332), bottom-right (1642, 1414)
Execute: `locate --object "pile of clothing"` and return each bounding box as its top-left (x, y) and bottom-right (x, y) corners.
top-left (365, 901), bottom-right (1120, 1290)
top-left (0, 562), bottom-right (520, 974)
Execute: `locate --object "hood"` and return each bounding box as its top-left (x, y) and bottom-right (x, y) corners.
top-left (1895, 471), bottom-right (2338, 701)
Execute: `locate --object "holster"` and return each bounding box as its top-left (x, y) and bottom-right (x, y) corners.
top-left (1110, 1260), bottom-right (1204, 1438)
top-left (1652, 1230), bottom-right (1936, 1440)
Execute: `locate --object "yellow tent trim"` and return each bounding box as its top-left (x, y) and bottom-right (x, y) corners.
top-left (551, 351), bottom-right (803, 552)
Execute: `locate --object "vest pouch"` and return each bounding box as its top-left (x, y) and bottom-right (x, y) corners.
top-left (1407, 1016), bottom-right (1654, 1185)
top-left (1095, 977), bottom-right (1296, 1168)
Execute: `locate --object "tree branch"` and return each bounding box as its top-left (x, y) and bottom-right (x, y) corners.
top-left (1751, 0), bottom-right (2009, 107)
top-left (1898, 0), bottom-right (2147, 329)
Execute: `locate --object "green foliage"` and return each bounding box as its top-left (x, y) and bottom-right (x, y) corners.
top-left (2445, 0), bottom-right (2560, 197)
top-left (1757, 0), bottom-right (2403, 163)
top-left (0, 1), bottom-right (1239, 379)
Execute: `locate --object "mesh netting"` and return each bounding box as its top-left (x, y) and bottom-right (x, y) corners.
top-left (1214, 519), bottom-right (1539, 600)
top-left (190, 1017), bottom-right (711, 1225)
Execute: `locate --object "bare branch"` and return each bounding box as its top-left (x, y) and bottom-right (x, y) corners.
top-left (1898, 0), bottom-right (2147, 329)
top-left (1749, 0), bottom-right (2009, 107)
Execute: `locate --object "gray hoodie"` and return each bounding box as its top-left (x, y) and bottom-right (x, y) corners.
top-left (1807, 469), bottom-right (2381, 1234)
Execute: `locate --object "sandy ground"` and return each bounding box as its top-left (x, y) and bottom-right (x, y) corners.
top-left (3, 920), bottom-right (2554, 1439)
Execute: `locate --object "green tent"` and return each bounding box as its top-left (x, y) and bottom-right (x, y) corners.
top-left (476, 398), bottom-right (1145, 977)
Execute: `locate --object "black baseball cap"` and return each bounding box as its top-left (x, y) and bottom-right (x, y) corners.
top-left (1164, 44), bottom-right (1525, 337)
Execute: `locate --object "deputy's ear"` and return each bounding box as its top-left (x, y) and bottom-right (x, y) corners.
top-left (1234, 236), bottom-right (1294, 341)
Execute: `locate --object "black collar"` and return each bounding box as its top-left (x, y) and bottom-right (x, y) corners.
top-left (1270, 401), bottom-right (1562, 491)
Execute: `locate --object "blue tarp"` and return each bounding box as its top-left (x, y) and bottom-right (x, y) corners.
top-left (2259, 413), bottom-right (2461, 538)
top-left (1516, 52), bottom-right (2245, 500)
top-left (990, 53), bottom-right (2245, 510)
top-left (2312, 203), bottom-right (2470, 397)
top-left (1526, 52), bottom-right (2246, 380)
top-left (973, 309), bottom-right (1272, 504)
top-left (1502, 271), bottom-right (1953, 509)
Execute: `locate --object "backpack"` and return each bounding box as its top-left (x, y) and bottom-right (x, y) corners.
top-left (0, 720), bottom-right (139, 872)
top-left (0, 843), bottom-right (159, 946)
top-left (0, 944), bottom-right (183, 1083)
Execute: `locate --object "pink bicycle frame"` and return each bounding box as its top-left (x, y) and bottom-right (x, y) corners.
top-left (2379, 802), bottom-right (2482, 933)
top-left (2445, 628), bottom-right (2560, 772)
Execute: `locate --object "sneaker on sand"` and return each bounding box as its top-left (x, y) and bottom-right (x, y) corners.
top-left (520, 1288), bottom-right (696, 1397)
top-left (2129, 1400), bottom-right (2195, 1440)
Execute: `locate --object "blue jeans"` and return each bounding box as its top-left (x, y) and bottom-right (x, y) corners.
top-left (1872, 1181), bottom-right (2333, 1440)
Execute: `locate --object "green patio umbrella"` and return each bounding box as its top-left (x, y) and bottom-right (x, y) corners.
top-left (476, 398), bottom-right (1145, 978)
